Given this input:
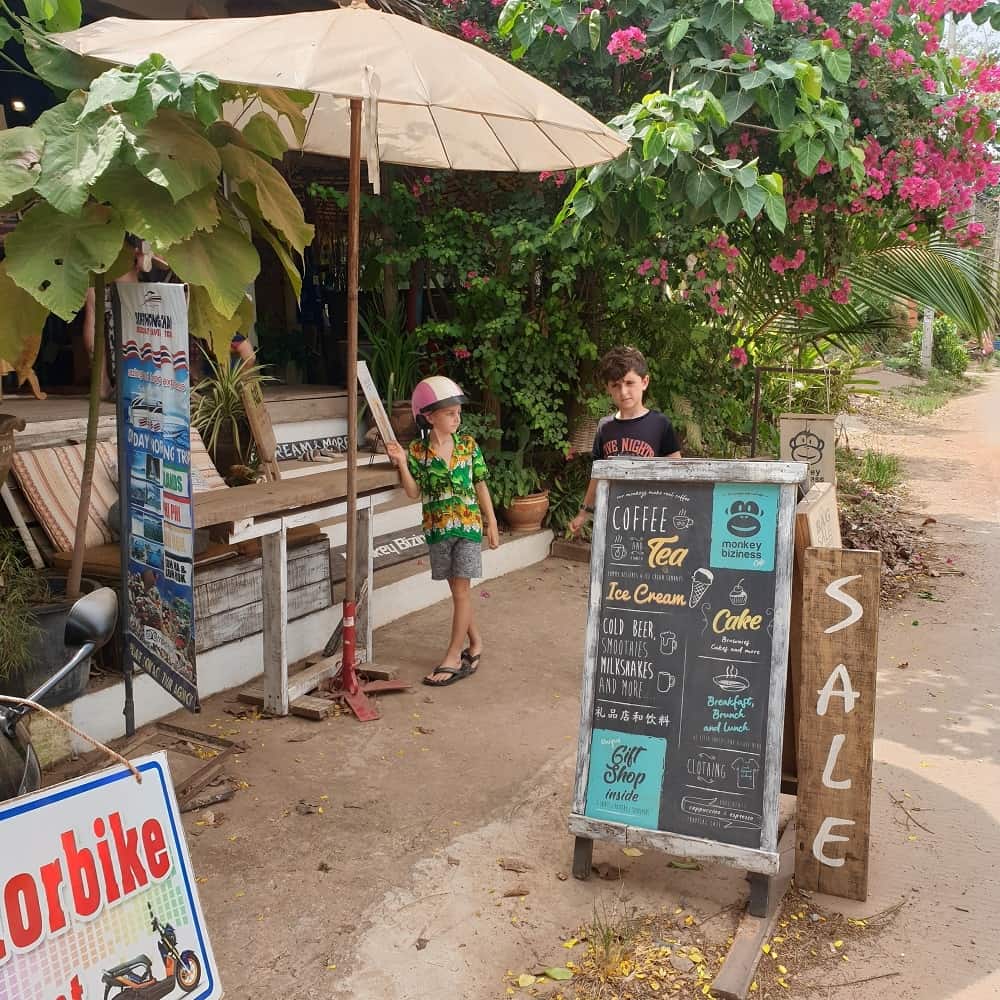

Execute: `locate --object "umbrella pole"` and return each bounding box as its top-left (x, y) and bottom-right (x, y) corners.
top-left (339, 96), bottom-right (378, 721)
top-left (344, 98), bottom-right (361, 691)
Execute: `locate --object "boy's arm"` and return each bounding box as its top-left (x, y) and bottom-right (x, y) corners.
top-left (569, 478), bottom-right (598, 536)
top-left (475, 480), bottom-right (500, 548)
top-left (385, 441), bottom-right (422, 500)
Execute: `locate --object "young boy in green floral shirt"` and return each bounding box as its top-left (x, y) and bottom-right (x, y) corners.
top-left (386, 376), bottom-right (499, 687)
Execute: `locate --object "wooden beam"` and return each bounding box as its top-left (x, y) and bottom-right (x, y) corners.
top-left (261, 525), bottom-right (288, 716)
top-left (239, 648), bottom-right (368, 707)
top-left (712, 823), bottom-right (796, 1000)
top-left (193, 461), bottom-right (398, 528)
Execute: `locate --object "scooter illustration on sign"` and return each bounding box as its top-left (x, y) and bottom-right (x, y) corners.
top-left (101, 904), bottom-right (202, 1000)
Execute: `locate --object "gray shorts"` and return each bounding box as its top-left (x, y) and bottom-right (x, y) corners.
top-left (428, 537), bottom-right (483, 581)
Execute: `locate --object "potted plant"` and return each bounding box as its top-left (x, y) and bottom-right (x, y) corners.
top-left (361, 307), bottom-right (421, 443)
top-left (490, 425), bottom-right (550, 532)
top-left (0, 530), bottom-right (96, 706)
top-left (192, 358), bottom-right (274, 481)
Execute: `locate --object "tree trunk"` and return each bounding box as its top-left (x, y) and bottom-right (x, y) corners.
top-left (67, 273), bottom-right (105, 600)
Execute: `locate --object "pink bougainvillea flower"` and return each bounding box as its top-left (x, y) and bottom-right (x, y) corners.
top-left (607, 26), bottom-right (646, 63)
top-left (730, 346), bottom-right (749, 368)
top-left (459, 19), bottom-right (490, 42)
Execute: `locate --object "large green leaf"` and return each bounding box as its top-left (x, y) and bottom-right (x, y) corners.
top-left (256, 88), bottom-right (312, 144)
top-left (34, 96), bottom-right (125, 214)
top-left (666, 18), bottom-right (691, 49)
top-left (23, 36), bottom-right (101, 92)
top-left (717, 4), bottom-right (750, 42)
top-left (81, 69), bottom-right (146, 120)
top-left (763, 190), bottom-right (787, 231)
top-left (0, 127), bottom-right (44, 207)
top-left (744, 0), bottom-right (775, 27)
top-left (712, 184), bottom-right (741, 224)
top-left (45, 0), bottom-right (82, 32)
top-left (0, 262), bottom-right (50, 371)
top-left (25, 0), bottom-right (57, 20)
top-left (123, 110), bottom-right (221, 202)
top-left (722, 88), bottom-right (755, 122)
top-left (218, 144), bottom-right (313, 254)
top-left (188, 284), bottom-right (253, 362)
top-left (242, 112), bottom-right (289, 160)
top-left (821, 48), bottom-right (851, 84)
top-left (4, 201), bottom-right (126, 320)
top-left (685, 170), bottom-right (718, 208)
top-left (167, 220), bottom-right (261, 318)
top-left (794, 135), bottom-right (824, 176)
top-left (737, 183), bottom-right (765, 220)
top-left (92, 165), bottom-right (219, 249)
top-left (233, 193), bottom-right (303, 299)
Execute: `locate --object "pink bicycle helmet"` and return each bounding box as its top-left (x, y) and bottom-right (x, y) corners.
top-left (411, 376), bottom-right (468, 421)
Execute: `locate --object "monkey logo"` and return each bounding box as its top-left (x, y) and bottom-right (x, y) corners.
top-left (789, 429), bottom-right (825, 466)
top-left (726, 500), bottom-right (762, 538)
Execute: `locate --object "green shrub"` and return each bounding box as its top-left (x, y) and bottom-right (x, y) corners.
top-left (908, 317), bottom-right (968, 375)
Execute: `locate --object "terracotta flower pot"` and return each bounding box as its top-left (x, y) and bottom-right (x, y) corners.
top-left (503, 490), bottom-right (550, 532)
top-left (390, 400), bottom-right (418, 445)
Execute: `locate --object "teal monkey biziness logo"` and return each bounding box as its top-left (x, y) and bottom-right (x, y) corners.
top-left (710, 483), bottom-right (779, 573)
top-left (585, 730), bottom-right (666, 830)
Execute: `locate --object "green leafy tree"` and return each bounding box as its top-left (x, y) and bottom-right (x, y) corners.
top-left (0, 2), bottom-right (314, 594)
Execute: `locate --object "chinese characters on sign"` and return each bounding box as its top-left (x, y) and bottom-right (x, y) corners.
top-left (116, 284), bottom-right (198, 710)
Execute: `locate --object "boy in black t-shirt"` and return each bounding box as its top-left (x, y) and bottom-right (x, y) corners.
top-left (570, 346), bottom-right (681, 535)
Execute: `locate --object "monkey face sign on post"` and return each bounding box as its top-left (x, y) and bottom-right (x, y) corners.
top-left (0, 753), bottom-right (221, 1000)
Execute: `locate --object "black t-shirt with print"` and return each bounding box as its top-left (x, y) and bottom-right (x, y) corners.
top-left (591, 409), bottom-right (681, 461)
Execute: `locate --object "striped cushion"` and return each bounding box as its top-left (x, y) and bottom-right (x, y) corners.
top-left (12, 428), bottom-right (226, 553)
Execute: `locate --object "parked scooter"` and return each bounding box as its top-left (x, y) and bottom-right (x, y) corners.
top-left (101, 903), bottom-right (202, 999)
top-left (0, 587), bottom-right (119, 801)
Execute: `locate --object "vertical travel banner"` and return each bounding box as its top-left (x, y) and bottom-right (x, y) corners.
top-left (116, 284), bottom-right (198, 710)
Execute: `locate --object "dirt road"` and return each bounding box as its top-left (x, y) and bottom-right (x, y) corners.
top-left (821, 370), bottom-right (1000, 999)
top-left (171, 372), bottom-right (999, 999)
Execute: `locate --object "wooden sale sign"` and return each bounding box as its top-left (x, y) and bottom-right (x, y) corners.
top-left (0, 753), bottom-right (221, 1000)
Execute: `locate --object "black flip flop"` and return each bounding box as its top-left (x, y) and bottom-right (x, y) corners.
top-left (461, 649), bottom-right (481, 675)
top-left (423, 663), bottom-right (473, 687)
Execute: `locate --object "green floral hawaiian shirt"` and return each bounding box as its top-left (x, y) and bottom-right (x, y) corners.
top-left (407, 434), bottom-right (488, 544)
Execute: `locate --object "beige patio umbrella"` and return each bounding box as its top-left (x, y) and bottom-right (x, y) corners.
top-left (54, 6), bottom-right (626, 711)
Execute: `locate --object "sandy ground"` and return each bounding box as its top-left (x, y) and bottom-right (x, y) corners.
top-left (140, 371), bottom-right (999, 1000)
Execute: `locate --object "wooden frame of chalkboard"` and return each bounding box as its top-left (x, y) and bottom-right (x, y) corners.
top-left (570, 459), bottom-right (806, 880)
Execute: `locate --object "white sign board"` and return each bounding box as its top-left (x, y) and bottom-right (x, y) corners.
top-left (0, 753), bottom-right (221, 1000)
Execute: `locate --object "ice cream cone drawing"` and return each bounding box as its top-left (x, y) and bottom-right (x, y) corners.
top-left (689, 568), bottom-right (714, 608)
top-left (729, 579), bottom-right (748, 607)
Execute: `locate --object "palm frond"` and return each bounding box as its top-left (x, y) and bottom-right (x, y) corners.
top-left (843, 238), bottom-right (999, 334)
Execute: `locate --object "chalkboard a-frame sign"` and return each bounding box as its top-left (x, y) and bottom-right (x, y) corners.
top-left (570, 459), bottom-right (806, 889)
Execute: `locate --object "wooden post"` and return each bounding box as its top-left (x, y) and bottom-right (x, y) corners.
top-left (357, 506), bottom-right (374, 658)
top-left (345, 97), bottom-right (362, 610)
top-left (262, 525), bottom-right (289, 715)
top-left (795, 547), bottom-right (880, 900)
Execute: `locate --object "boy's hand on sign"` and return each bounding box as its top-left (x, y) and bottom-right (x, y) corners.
top-left (385, 441), bottom-right (406, 469)
top-left (486, 520), bottom-right (500, 549)
top-left (569, 511), bottom-right (587, 536)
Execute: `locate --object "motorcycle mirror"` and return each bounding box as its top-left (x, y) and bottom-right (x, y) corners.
top-left (64, 588), bottom-right (119, 649)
